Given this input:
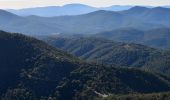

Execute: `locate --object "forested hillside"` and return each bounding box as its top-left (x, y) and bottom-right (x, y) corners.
top-left (94, 28), bottom-right (170, 49)
top-left (0, 30), bottom-right (81, 98)
top-left (1, 31), bottom-right (170, 100)
top-left (55, 65), bottom-right (170, 100)
top-left (44, 37), bottom-right (170, 75)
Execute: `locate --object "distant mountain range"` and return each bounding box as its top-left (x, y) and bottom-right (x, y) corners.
top-left (1, 6), bottom-right (170, 51)
top-left (1, 6), bottom-right (170, 36)
top-left (6, 4), bottom-right (170, 17)
top-left (1, 4), bottom-right (170, 100)
top-left (1, 30), bottom-right (170, 99)
top-left (7, 4), bottom-right (96, 17)
top-left (6, 4), bottom-right (133, 17)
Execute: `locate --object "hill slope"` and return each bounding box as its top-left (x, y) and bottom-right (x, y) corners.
top-left (44, 37), bottom-right (170, 75)
top-left (94, 28), bottom-right (170, 49)
top-left (0, 30), bottom-right (81, 97)
top-left (103, 92), bottom-right (170, 100)
top-left (55, 65), bottom-right (170, 100)
top-left (1, 31), bottom-right (170, 99)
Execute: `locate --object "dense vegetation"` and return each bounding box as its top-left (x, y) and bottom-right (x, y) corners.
top-left (55, 65), bottom-right (170, 100)
top-left (1, 31), bottom-right (170, 99)
top-left (1, 4), bottom-right (170, 100)
top-left (103, 92), bottom-right (170, 100)
top-left (93, 28), bottom-right (170, 49)
top-left (0, 30), bottom-right (81, 98)
top-left (44, 37), bottom-right (170, 75)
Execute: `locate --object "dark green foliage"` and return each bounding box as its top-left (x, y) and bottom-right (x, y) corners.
top-left (44, 37), bottom-right (170, 75)
top-left (0, 31), bottom-right (80, 97)
top-left (55, 65), bottom-right (170, 100)
top-left (0, 31), bottom-right (170, 100)
top-left (94, 28), bottom-right (170, 50)
top-left (103, 92), bottom-right (170, 100)
top-left (1, 88), bottom-right (36, 100)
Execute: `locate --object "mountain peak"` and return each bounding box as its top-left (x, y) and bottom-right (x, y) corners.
top-left (151, 6), bottom-right (170, 11)
top-left (121, 6), bottom-right (149, 14)
top-left (129, 6), bottom-right (149, 11)
top-left (0, 9), bottom-right (16, 15)
top-left (0, 9), bottom-right (20, 20)
top-left (62, 3), bottom-right (94, 8)
top-left (86, 10), bottom-right (119, 16)
top-left (144, 7), bottom-right (170, 16)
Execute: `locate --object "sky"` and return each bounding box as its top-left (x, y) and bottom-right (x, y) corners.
top-left (0, 0), bottom-right (170, 9)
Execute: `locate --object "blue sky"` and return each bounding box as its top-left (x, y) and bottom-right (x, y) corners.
top-left (0, 0), bottom-right (170, 9)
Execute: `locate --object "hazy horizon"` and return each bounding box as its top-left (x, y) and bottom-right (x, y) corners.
top-left (0, 0), bottom-right (170, 9)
